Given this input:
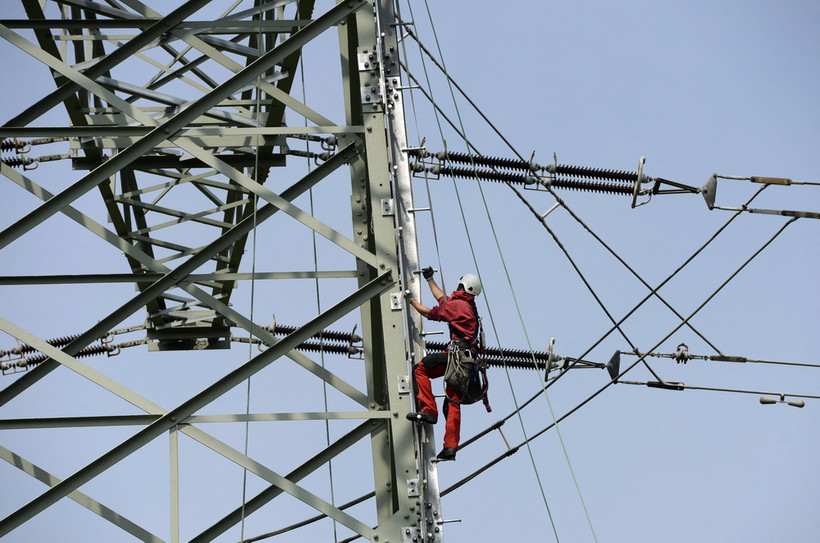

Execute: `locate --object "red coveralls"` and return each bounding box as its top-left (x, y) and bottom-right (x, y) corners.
top-left (413, 289), bottom-right (478, 449)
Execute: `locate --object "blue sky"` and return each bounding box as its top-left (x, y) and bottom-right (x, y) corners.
top-left (1, 1), bottom-right (818, 542)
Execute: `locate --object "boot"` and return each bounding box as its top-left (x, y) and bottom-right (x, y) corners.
top-left (406, 411), bottom-right (438, 424)
top-left (436, 447), bottom-right (457, 461)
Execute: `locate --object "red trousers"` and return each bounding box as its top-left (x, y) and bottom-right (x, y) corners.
top-left (413, 352), bottom-right (462, 449)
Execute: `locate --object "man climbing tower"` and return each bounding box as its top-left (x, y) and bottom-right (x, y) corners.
top-left (406, 267), bottom-right (483, 461)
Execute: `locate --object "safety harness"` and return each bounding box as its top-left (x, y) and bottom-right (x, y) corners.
top-left (443, 298), bottom-right (491, 412)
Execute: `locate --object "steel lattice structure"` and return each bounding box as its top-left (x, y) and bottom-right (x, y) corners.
top-left (0, 1), bottom-right (443, 541)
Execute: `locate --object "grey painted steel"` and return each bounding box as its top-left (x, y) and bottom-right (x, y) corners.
top-left (190, 420), bottom-right (376, 542)
top-left (0, 0), bottom-right (366, 251)
top-left (7, 0), bottom-right (214, 126)
top-left (0, 271), bottom-right (394, 537)
top-left (0, 446), bottom-right (164, 543)
top-left (0, 1), bottom-right (447, 541)
top-left (0, 143), bottom-right (362, 407)
top-left (0, 271), bottom-right (358, 285)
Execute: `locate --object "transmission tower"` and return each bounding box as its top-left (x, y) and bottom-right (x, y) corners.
top-left (0, 1), bottom-right (442, 541)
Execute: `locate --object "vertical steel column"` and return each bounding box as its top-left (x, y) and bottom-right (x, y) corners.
top-left (340, 1), bottom-right (444, 541)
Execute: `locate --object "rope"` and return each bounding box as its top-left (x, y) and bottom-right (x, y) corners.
top-left (408, 0), bottom-right (570, 538)
top-left (304, 76), bottom-right (341, 543)
top-left (238, 9), bottom-right (265, 539)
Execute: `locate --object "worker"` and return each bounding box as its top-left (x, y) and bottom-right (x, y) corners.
top-left (406, 267), bottom-right (482, 461)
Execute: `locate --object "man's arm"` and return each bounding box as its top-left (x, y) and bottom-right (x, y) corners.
top-left (426, 277), bottom-right (445, 301)
top-left (408, 298), bottom-right (431, 317)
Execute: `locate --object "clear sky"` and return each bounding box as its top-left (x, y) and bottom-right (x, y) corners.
top-left (1, 1), bottom-right (818, 542)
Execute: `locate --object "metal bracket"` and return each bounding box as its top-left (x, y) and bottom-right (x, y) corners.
top-left (398, 375), bottom-right (411, 394)
top-left (631, 156), bottom-right (650, 208)
top-left (357, 51), bottom-right (377, 72)
top-left (406, 478), bottom-right (419, 497)
top-left (390, 292), bottom-right (403, 310)
top-left (381, 198), bottom-right (395, 216)
top-left (402, 526), bottom-right (423, 543)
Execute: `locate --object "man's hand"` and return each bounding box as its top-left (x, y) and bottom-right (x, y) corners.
top-left (422, 266), bottom-right (435, 280)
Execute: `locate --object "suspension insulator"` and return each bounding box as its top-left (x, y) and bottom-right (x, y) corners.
top-left (1, 155), bottom-right (36, 169)
top-left (445, 165), bottom-right (531, 184)
top-left (271, 324), bottom-right (356, 343)
top-left (443, 166), bottom-right (633, 196)
top-left (427, 341), bottom-right (551, 370)
top-left (550, 163), bottom-right (638, 182)
top-left (20, 344), bottom-right (114, 368)
top-left (6, 334), bottom-right (83, 356)
top-left (1, 138), bottom-right (24, 152)
top-left (551, 176), bottom-right (633, 195)
top-left (437, 150), bottom-right (536, 172)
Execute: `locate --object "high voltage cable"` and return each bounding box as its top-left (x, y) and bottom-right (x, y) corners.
top-left (394, 10), bottom-right (810, 536)
top-left (407, 1), bottom-right (592, 539)
top-left (396, 17), bottom-right (729, 360)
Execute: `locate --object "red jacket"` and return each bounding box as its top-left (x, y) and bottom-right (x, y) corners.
top-left (427, 290), bottom-right (478, 341)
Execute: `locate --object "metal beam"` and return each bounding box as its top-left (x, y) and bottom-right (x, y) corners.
top-left (0, 143), bottom-right (362, 407)
top-left (0, 271), bottom-right (358, 285)
top-left (0, 270), bottom-right (394, 537)
top-left (0, 446), bottom-right (163, 543)
top-left (6, 0), bottom-right (213, 126)
top-left (190, 419), bottom-right (375, 542)
top-left (0, 0), bottom-right (368, 251)
top-left (183, 425), bottom-right (375, 538)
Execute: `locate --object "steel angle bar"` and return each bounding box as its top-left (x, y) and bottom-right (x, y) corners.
top-left (190, 419), bottom-right (376, 543)
top-left (115, 198), bottom-right (239, 230)
top-left (51, 0), bottom-right (143, 20)
top-left (0, 415), bottom-right (161, 430)
top-left (187, 412), bottom-right (391, 422)
top-left (0, 270), bottom-right (358, 285)
top-left (0, 144), bottom-right (362, 407)
top-left (0, 162), bottom-right (175, 282)
top-left (0, 145), bottom-right (360, 405)
top-left (0, 0), bottom-right (368, 250)
top-left (0, 126), bottom-right (362, 138)
top-left (8, 0), bottom-right (212, 126)
top-left (0, 271), bottom-right (393, 537)
top-left (0, 318), bottom-right (369, 534)
top-left (174, 286), bottom-right (371, 407)
top-left (179, 141), bottom-right (380, 268)
top-left (0, 446), bottom-right (163, 543)
top-left (0, 317), bottom-right (166, 414)
top-left (183, 425), bottom-right (374, 539)
top-left (166, 25), bottom-right (337, 128)
top-left (0, 19), bottom-right (307, 32)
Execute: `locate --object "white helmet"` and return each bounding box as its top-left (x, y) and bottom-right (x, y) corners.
top-left (458, 273), bottom-right (482, 296)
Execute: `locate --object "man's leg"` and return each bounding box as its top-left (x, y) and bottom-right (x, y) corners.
top-left (440, 386), bottom-right (462, 460)
top-left (408, 352), bottom-right (447, 423)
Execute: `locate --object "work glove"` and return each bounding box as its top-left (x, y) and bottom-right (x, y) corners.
top-left (421, 266), bottom-right (435, 280)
